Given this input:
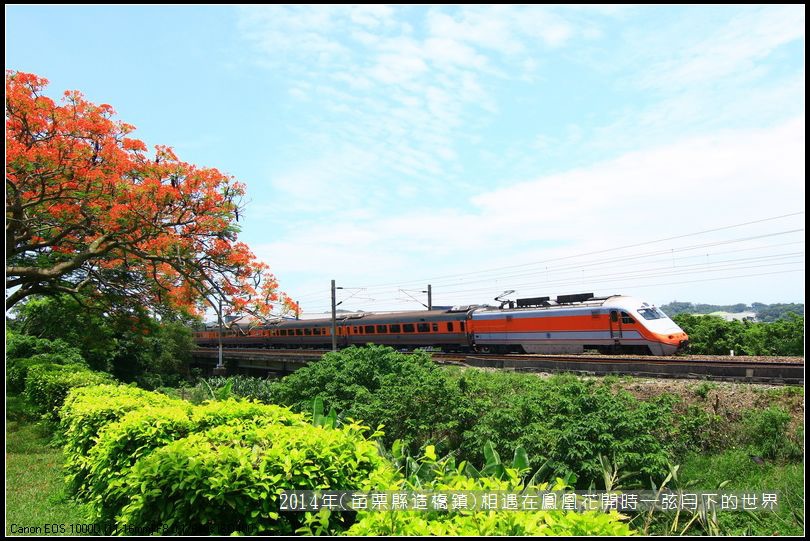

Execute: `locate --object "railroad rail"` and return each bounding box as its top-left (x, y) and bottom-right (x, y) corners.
top-left (191, 348), bottom-right (804, 384)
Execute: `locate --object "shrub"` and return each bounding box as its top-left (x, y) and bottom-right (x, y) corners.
top-left (60, 384), bottom-right (180, 496)
top-left (117, 420), bottom-right (393, 535)
top-left (743, 406), bottom-right (803, 460)
top-left (85, 400), bottom-right (308, 521)
top-left (9, 357), bottom-right (60, 394)
top-left (346, 447), bottom-right (634, 536)
top-left (198, 375), bottom-right (276, 403)
top-left (7, 330), bottom-right (83, 360)
top-left (24, 364), bottom-right (115, 422)
top-left (6, 331), bottom-right (87, 392)
top-left (454, 372), bottom-right (677, 487)
top-left (272, 345), bottom-right (465, 453)
top-left (673, 405), bottom-right (725, 454)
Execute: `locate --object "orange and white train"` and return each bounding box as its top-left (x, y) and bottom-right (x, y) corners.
top-left (194, 293), bottom-right (689, 356)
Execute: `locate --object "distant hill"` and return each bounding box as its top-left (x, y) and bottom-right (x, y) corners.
top-left (660, 301), bottom-right (804, 322)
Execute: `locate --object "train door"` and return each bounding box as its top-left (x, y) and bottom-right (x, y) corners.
top-left (609, 310), bottom-right (623, 339)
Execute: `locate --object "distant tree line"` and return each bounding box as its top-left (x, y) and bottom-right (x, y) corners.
top-left (660, 301), bottom-right (804, 322)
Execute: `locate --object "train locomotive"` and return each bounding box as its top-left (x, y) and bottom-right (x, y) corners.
top-left (195, 293), bottom-right (689, 356)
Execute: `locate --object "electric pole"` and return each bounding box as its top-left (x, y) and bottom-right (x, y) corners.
top-left (331, 279), bottom-right (337, 351)
top-left (427, 284), bottom-right (432, 310)
top-left (216, 296), bottom-right (225, 375)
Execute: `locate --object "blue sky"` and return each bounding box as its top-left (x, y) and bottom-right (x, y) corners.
top-left (6, 5), bottom-right (805, 314)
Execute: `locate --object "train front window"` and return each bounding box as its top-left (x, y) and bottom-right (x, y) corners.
top-left (638, 308), bottom-right (666, 320)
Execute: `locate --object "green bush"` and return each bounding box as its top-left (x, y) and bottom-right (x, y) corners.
top-left (453, 371), bottom-right (677, 486)
top-left (12, 294), bottom-right (197, 381)
top-left (8, 352), bottom-right (88, 393)
top-left (7, 330), bottom-right (83, 360)
top-left (743, 406), bottom-right (803, 460)
top-left (673, 313), bottom-right (804, 356)
top-left (272, 345), bottom-right (465, 454)
top-left (346, 447), bottom-right (634, 536)
top-left (117, 420), bottom-right (393, 535)
top-left (6, 331), bottom-right (88, 392)
top-left (24, 364), bottom-right (115, 422)
top-left (197, 375), bottom-right (276, 403)
top-left (60, 384), bottom-right (181, 496)
top-left (273, 348), bottom-right (680, 487)
top-left (85, 400), bottom-right (309, 521)
top-left (669, 450), bottom-right (804, 535)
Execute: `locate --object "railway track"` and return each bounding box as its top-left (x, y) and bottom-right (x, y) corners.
top-left (191, 348), bottom-right (804, 384)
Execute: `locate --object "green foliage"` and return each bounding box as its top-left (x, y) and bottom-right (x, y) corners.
top-left (692, 381), bottom-right (717, 399)
top-left (672, 405), bottom-right (726, 455)
top-left (674, 313), bottom-right (804, 355)
top-left (8, 353), bottom-right (88, 393)
top-left (346, 444), bottom-right (633, 536)
top-left (273, 349), bottom-right (681, 488)
top-left (201, 375), bottom-right (276, 403)
top-left (6, 330), bottom-right (88, 392)
top-left (117, 419), bottom-right (392, 535)
top-left (453, 371), bottom-right (678, 487)
top-left (7, 329), bottom-right (83, 360)
top-left (60, 384), bottom-right (180, 496)
top-left (13, 295), bottom-right (119, 371)
top-left (661, 450), bottom-right (804, 536)
top-left (311, 397), bottom-right (338, 429)
top-left (272, 345), bottom-right (464, 454)
top-left (11, 294), bottom-right (197, 387)
top-left (85, 399), bottom-right (309, 523)
top-left (24, 364), bottom-right (115, 423)
top-left (743, 407), bottom-right (803, 460)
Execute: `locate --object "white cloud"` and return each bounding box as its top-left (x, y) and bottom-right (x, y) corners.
top-left (640, 6), bottom-right (805, 91)
top-left (256, 118), bottom-right (804, 310)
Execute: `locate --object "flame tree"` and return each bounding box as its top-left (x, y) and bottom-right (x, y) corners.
top-left (6, 71), bottom-right (294, 319)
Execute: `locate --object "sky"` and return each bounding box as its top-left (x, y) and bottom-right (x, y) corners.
top-left (6, 5), bottom-right (805, 315)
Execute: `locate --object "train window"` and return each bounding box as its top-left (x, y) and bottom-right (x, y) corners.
top-left (403, 324), bottom-right (415, 333)
top-left (295, 329), bottom-right (303, 336)
top-left (610, 311), bottom-right (618, 322)
top-left (621, 312), bottom-right (635, 324)
top-left (447, 322), bottom-right (454, 332)
top-left (365, 325), bottom-right (375, 334)
top-left (389, 324), bottom-right (401, 333)
top-left (591, 311), bottom-right (600, 319)
top-left (353, 326), bottom-right (359, 334)
top-left (638, 308), bottom-right (666, 320)
top-left (376, 325), bottom-right (387, 333)
top-left (432, 323), bottom-right (438, 332)
top-left (304, 328), bottom-right (311, 336)
top-left (460, 322), bottom-right (465, 331)
top-left (417, 323), bottom-right (429, 332)
top-left (313, 328), bottom-right (321, 335)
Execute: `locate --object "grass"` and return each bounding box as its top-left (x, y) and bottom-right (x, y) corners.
top-left (652, 449), bottom-right (804, 536)
top-left (6, 396), bottom-right (94, 536)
